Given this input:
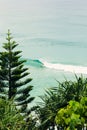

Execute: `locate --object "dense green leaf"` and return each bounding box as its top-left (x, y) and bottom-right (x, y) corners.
top-left (0, 30), bottom-right (34, 119)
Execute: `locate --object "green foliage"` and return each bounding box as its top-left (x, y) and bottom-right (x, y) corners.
top-left (0, 98), bottom-right (25, 130)
top-left (55, 97), bottom-right (87, 130)
top-left (0, 30), bottom-right (34, 115)
top-left (36, 76), bottom-right (87, 130)
top-left (35, 88), bottom-right (59, 130)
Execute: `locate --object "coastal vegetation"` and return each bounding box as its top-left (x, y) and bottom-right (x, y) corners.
top-left (35, 76), bottom-right (87, 130)
top-left (0, 30), bottom-right (34, 121)
top-left (0, 98), bottom-right (25, 130)
top-left (0, 31), bottom-right (87, 130)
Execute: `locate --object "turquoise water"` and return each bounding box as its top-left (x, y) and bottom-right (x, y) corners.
top-left (0, 0), bottom-right (87, 105)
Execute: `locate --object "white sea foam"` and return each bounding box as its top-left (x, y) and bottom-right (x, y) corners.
top-left (40, 60), bottom-right (87, 74)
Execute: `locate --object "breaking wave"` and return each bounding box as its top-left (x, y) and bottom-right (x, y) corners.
top-left (27, 59), bottom-right (87, 74)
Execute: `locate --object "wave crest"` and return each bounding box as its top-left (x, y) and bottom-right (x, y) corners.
top-left (40, 59), bottom-right (87, 74)
top-left (27, 59), bottom-right (87, 74)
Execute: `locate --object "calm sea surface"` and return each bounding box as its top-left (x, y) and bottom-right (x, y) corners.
top-left (0, 0), bottom-right (87, 105)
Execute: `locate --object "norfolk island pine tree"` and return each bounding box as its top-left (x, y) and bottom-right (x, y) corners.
top-left (0, 30), bottom-right (34, 117)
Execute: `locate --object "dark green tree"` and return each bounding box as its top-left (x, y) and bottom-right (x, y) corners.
top-left (0, 30), bottom-right (34, 115)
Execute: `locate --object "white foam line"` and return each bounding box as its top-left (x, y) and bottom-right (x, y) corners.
top-left (42, 61), bottom-right (87, 74)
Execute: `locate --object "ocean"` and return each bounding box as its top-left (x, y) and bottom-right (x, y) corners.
top-left (0, 0), bottom-right (87, 105)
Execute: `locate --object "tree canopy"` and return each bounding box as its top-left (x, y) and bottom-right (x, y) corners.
top-left (0, 30), bottom-right (34, 115)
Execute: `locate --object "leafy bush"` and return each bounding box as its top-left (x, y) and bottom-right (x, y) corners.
top-left (36, 76), bottom-right (87, 130)
top-left (55, 97), bottom-right (87, 130)
top-left (0, 98), bottom-right (25, 130)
